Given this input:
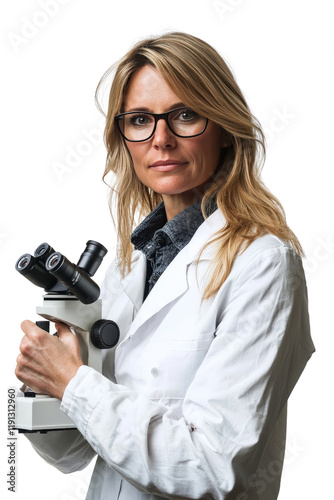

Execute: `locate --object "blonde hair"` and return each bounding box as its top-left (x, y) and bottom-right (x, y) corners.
top-left (96, 32), bottom-right (303, 299)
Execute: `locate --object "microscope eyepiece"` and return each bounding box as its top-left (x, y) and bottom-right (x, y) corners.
top-left (45, 252), bottom-right (63, 270)
top-left (16, 254), bottom-right (31, 271)
top-left (77, 240), bottom-right (108, 277)
top-left (16, 240), bottom-right (107, 304)
top-left (45, 252), bottom-right (100, 304)
top-left (34, 243), bottom-right (56, 264)
top-left (15, 253), bottom-right (58, 289)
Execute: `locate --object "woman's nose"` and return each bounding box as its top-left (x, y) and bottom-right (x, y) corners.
top-left (152, 119), bottom-right (176, 149)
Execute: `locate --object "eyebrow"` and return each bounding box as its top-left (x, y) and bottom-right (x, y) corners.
top-left (124, 102), bottom-right (186, 113)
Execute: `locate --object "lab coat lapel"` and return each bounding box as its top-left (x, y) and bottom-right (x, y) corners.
top-left (121, 209), bottom-right (225, 340)
top-left (120, 251), bottom-right (147, 315)
top-left (122, 247), bottom-right (189, 340)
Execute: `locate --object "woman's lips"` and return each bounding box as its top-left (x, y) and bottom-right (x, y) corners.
top-left (149, 160), bottom-right (188, 171)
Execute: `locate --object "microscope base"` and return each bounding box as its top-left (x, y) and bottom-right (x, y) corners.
top-left (15, 396), bottom-right (75, 432)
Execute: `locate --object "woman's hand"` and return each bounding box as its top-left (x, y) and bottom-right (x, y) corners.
top-left (15, 321), bottom-right (84, 400)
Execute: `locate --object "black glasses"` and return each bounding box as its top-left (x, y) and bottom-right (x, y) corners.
top-left (115, 107), bottom-right (208, 142)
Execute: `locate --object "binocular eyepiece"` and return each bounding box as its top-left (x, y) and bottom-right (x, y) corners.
top-left (15, 241), bottom-right (107, 304)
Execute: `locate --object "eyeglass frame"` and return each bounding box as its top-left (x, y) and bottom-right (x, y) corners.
top-left (114, 107), bottom-right (209, 142)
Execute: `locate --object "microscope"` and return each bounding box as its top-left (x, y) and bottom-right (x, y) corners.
top-left (14, 240), bottom-right (119, 433)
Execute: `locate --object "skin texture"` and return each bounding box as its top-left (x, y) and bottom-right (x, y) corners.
top-left (124, 65), bottom-right (230, 220)
top-left (15, 65), bottom-right (230, 399)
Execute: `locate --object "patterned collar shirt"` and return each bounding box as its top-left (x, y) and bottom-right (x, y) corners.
top-left (131, 200), bottom-right (206, 298)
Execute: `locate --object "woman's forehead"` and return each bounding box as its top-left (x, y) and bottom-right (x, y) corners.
top-left (123, 65), bottom-right (182, 112)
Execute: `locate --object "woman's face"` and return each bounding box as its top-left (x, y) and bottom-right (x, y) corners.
top-left (123, 65), bottom-right (229, 219)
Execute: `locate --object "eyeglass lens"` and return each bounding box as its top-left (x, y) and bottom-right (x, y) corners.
top-left (117, 108), bottom-right (207, 141)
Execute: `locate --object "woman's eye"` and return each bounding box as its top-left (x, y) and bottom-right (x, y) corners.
top-left (176, 109), bottom-right (198, 121)
top-left (129, 114), bottom-right (152, 127)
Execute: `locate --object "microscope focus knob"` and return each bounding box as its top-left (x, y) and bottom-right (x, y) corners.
top-left (90, 320), bottom-right (120, 349)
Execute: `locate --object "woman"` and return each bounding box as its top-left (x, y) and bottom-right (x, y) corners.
top-left (16, 32), bottom-right (315, 499)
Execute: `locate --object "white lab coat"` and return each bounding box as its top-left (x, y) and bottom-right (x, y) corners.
top-left (25, 209), bottom-right (314, 499)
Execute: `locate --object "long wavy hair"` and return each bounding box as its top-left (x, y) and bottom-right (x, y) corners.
top-left (95, 32), bottom-right (303, 300)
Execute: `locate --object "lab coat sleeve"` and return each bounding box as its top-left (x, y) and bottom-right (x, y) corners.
top-left (17, 384), bottom-right (96, 474)
top-left (23, 428), bottom-right (97, 474)
top-left (60, 245), bottom-right (313, 498)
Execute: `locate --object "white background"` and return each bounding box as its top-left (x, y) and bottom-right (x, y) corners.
top-left (1, 1), bottom-right (332, 498)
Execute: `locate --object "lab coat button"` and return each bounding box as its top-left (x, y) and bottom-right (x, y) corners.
top-left (151, 367), bottom-right (159, 377)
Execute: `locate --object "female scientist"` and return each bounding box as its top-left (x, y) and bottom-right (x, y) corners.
top-left (15, 32), bottom-right (315, 500)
